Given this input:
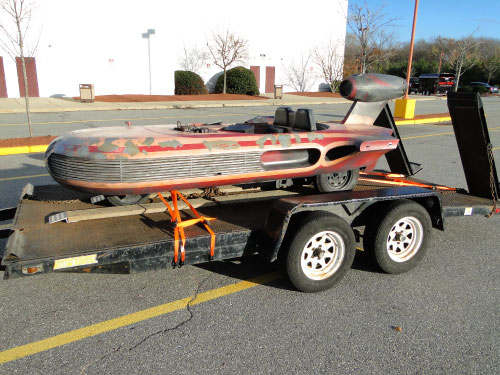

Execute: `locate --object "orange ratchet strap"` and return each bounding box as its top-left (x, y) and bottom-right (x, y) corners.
top-left (157, 191), bottom-right (216, 267)
top-left (359, 172), bottom-right (456, 191)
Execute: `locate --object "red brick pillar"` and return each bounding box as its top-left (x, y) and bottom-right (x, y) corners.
top-left (0, 57), bottom-right (7, 98)
top-left (16, 56), bottom-right (40, 97)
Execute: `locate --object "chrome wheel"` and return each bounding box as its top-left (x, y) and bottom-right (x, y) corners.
top-left (325, 171), bottom-right (351, 189)
top-left (106, 194), bottom-right (150, 206)
top-left (300, 231), bottom-right (345, 280)
top-left (386, 216), bottom-right (423, 263)
top-left (315, 169), bottom-right (359, 192)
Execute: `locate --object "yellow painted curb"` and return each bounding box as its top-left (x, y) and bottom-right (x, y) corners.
top-left (395, 116), bottom-right (451, 126)
top-left (0, 144), bottom-right (49, 156)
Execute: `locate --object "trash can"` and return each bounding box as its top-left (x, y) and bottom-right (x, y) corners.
top-left (79, 84), bottom-right (95, 102)
top-left (274, 85), bottom-right (283, 99)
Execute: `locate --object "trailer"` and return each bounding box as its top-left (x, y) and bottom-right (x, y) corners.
top-left (418, 73), bottom-right (455, 95)
top-left (1, 93), bottom-right (498, 292)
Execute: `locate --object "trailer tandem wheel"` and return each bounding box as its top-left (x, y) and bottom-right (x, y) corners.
top-left (284, 212), bottom-right (356, 293)
top-left (363, 200), bottom-right (432, 274)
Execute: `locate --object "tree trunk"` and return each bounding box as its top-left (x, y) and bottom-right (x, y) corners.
top-left (20, 56), bottom-right (33, 137)
top-left (454, 64), bottom-right (462, 92)
top-left (16, 12), bottom-right (33, 138)
top-left (223, 68), bottom-right (227, 94)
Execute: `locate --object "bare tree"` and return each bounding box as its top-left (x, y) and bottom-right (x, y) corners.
top-left (0, 0), bottom-right (39, 137)
top-left (311, 39), bottom-right (344, 92)
top-left (478, 38), bottom-right (500, 84)
top-left (178, 44), bottom-right (208, 74)
top-left (442, 35), bottom-right (480, 91)
top-left (347, 0), bottom-right (399, 74)
top-left (206, 29), bottom-right (248, 94)
top-left (283, 54), bottom-right (314, 92)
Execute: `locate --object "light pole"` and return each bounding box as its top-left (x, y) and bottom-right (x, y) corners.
top-left (142, 29), bottom-right (155, 95)
top-left (395, 0), bottom-right (419, 119)
top-left (404, 0), bottom-right (419, 98)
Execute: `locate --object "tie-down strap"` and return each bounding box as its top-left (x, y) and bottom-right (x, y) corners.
top-left (158, 191), bottom-right (216, 266)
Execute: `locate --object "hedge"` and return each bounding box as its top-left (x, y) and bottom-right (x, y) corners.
top-left (215, 66), bottom-right (259, 95)
top-left (174, 70), bottom-right (208, 95)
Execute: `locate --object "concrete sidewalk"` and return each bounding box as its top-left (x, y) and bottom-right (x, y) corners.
top-left (0, 94), bottom-right (345, 114)
top-left (0, 93), bottom-right (444, 114)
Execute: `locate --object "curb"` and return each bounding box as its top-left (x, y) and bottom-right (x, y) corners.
top-left (394, 116), bottom-right (451, 125)
top-left (0, 144), bottom-right (49, 156)
top-left (0, 116), bottom-right (451, 156)
top-left (0, 95), bottom-right (444, 114)
top-left (0, 99), bottom-right (348, 114)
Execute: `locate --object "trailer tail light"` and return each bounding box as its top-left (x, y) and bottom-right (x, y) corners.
top-left (22, 264), bottom-right (44, 275)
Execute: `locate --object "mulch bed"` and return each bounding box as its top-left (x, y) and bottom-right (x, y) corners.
top-left (73, 94), bottom-right (269, 102)
top-left (287, 92), bottom-right (342, 98)
top-left (0, 135), bottom-right (57, 148)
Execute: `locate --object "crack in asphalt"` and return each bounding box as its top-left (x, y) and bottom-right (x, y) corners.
top-left (127, 274), bottom-right (212, 352)
top-left (77, 274), bottom-right (212, 373)
top-left (79, 344), bottom-right (123, 375)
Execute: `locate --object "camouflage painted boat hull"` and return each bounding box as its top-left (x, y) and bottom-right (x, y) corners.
top-left (45, 122), bottom-right (398, 195)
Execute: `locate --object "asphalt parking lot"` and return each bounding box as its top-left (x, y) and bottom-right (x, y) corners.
top-left (0, 98), bottom-right (499, 374)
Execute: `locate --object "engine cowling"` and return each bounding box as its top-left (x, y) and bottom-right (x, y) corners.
top-left (340, 73), bottom-right (407, 102)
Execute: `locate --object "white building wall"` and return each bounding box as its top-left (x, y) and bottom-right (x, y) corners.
top-left (0, 0), bottom-right (348, 97)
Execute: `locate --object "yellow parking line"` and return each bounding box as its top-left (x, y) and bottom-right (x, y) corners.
top-left (401, 131), bottom-right (455, 140)
top-left (402, 126), bottom-right (500, 140)
top-left (0, 272), bottom-right (280, 365)
top-left (0, 174), bottom-right (50, 182)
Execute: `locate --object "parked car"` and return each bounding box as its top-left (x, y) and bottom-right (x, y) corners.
top-left (469, 82), bottom-right (497, 93)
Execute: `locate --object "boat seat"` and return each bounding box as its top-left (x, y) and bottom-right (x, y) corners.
top-left (273, 106), bottom-right (294, 127)
top-left (293, 108), bottom-right (316, 131)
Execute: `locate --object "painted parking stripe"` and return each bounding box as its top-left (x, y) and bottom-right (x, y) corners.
top-left (0, 174), bottom-right (50, 182)
top-left (0, 112), bottom-right (271, 127)
top-left (401, 126), bottom-right (500, 140)
top-left (0, 272), bottom-right (281, 365)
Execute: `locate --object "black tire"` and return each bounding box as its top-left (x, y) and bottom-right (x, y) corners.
top-left (363, 200), bottom-right (432, 274)
top-left (284, 212), bottom-right (356, 293)
top-left (314, 169), bottom-right (359, 193)
top-left (106, 194), bottom-right (150, 206)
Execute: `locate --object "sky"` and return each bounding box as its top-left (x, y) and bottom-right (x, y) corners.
top-left (352, 0), bottom-right (500, 42)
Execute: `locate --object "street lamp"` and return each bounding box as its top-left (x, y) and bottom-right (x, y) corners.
top-left (142, 28), bottom-right (155, 95)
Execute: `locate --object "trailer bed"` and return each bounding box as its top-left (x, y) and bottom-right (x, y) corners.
top-left (1, 174), bottom-right (497, 279)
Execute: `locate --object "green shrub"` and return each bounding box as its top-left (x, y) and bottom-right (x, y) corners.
top-left (174, 71), bottom-right (207, 95)
top-left (457, 86), bottom-right (473, 92)
top-left (215, 66), bottom-right (259, 95)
